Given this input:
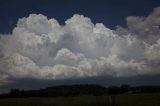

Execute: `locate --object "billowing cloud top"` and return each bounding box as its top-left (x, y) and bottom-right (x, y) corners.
top-left (0, 7), bottom-right (160, 85)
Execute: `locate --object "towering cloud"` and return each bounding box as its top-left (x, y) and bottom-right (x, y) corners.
top-left (0, 7), bottom-right (160, 85)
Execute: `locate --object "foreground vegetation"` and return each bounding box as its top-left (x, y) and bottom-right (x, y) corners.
top-left (1, 84), bottom-right (160, 105)
top-left (0, 93), bottom-right (160, 106)
top-left (1, 84), bottom-right (160, 98)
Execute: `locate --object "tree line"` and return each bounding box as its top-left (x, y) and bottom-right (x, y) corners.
top-left (1, 84), bottom-right (160, 98)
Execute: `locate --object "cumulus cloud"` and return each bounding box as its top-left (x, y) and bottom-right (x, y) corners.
top-left (144, 39), bottom-right (160, 62)
top-left (116, 6), bottom-right (160, 43)
top-left (0, 7), bottom-right (160, 85)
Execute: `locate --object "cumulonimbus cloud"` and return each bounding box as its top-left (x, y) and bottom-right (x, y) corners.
top-left (0, 7), bottom-right (160, 85)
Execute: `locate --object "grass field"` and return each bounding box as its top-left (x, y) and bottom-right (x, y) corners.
top-left (0, 93), bottom-right (160, 106)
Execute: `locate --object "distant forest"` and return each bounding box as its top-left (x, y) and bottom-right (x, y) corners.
top-left (1, 84), bottom-right (160, 98)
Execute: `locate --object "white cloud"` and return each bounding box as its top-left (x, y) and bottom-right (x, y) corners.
top-left (54, 48), bottom-right (85, 66)
top-left (0, 53), bottom-right (41, 79)
top-left (116, 7), bottom-right (160, 44)
top-left (145, 38), bottom-right (160, 62)
top-left (0, 7), bottom-right (160, 85)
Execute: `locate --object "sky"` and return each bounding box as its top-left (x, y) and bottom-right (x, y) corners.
top-left (0, 0), bottom-right (160, 92)
top-left (1, 0), bottom-right (160, 33)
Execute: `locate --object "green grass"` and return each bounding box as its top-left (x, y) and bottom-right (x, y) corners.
top-left (0, 93), bottom-right (160, 106)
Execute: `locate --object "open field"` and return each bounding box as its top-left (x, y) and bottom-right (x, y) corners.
top-left (0, 93), bottom-right (160, 106)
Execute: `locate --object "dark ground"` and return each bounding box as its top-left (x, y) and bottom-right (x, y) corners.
top-left (0, 93), bottom-right (160, 106)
